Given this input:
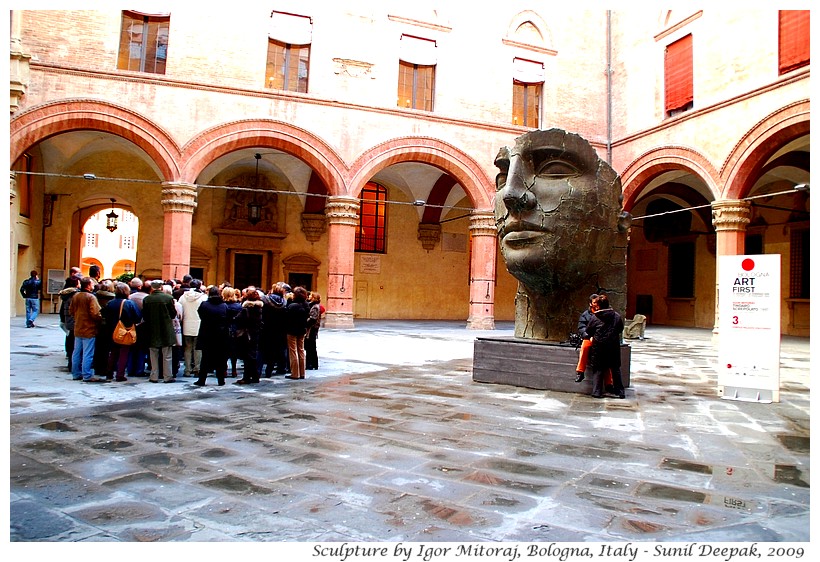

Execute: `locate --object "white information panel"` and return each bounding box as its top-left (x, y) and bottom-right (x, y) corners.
top-left (718, 255), bottom-right (781, 403)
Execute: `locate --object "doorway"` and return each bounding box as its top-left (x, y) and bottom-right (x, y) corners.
top-left (234, 253), bottom-right (262, 289)
top-left (288, 273), bottom-right (313, 291)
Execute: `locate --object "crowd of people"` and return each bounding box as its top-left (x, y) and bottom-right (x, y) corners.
top-left (50, 266), bottom-right (324, 386)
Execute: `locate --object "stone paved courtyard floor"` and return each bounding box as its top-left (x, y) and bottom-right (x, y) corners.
top-left (6, 314), bottom-right (811, 554)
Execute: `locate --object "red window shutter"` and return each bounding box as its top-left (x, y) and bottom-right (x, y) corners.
top-left (779, 10), bottom-right (810, 74)
top-left (665, 34), bottom-right (693, 114)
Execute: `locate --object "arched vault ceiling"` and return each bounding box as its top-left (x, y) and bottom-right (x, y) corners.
top-left (197, 149), bottom-right (312, 192)
top-left (34, 131), bottom-right (162, 178)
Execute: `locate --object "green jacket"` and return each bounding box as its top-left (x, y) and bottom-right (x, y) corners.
top-left (141, 290), bottom-right (177, 348)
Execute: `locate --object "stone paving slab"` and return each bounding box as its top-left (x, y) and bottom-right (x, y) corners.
top-left (6, 315), bottom-right (811, 550)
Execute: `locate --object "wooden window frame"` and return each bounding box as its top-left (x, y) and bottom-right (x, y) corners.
top-left (117, 11), bottom-right (169, 74)
top-left (266, 40), bottom-right (310, 92)
top-left (398, 61), bottom-right (435, 111)
top-left (512, 81), bottom-right (542, 127)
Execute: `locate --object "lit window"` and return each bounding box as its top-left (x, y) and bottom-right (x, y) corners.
top-left (120, 236), bottom-right (135, 250)
top-left (664, 34), bottom-right (693, 117)
top-left (85, 233), bottom-right (98, 248)
top-left (512, 58), bottom-right (544, 127)
top-left (266, 40), bottom-right (310, 92)
top-left (397, 35), bottom-right (436, 111)
top-left (356, 182), bottom-right (387, 253)
top-left (266, 11), bottom-right (311, 92)
top-left (117, 11), bottom-right (170, 74)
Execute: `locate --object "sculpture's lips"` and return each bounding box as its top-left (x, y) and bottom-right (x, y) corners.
top-left (501, 223), bottom-right (546, 246)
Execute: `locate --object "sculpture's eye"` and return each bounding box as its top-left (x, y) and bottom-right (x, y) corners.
top-left (535, 160), bottom-right (580, 178)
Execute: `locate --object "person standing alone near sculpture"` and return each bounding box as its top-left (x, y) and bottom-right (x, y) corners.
top-left (20, 270), bottom-right (42, 328)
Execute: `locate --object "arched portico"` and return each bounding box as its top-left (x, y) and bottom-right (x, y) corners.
top-left (621, 150), bottom-right (718, 328)
top-left (9, 99), bottom-right (181, 180)
top-left (720, 100), bottom-right (810, 200)
top-left (337, 137), bottom-right (496, 328)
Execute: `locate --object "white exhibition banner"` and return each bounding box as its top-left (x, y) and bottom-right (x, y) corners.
top-left (717, 255), bottom-right (781, 402)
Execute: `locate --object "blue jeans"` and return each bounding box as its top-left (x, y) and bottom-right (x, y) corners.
top-left (72, 336), bottom-right (96, 380)
top-left (25, 298), bottom-right (39, 326)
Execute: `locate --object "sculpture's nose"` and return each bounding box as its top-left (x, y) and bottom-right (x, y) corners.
top-left (501, 160), bottom-right (536, 214)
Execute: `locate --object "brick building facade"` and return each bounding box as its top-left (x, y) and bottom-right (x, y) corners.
top-left (9, 6), bottom-right (810, 335)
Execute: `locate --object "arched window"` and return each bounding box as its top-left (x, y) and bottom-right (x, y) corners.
top-left (356, 182), bottom-right (387, 253)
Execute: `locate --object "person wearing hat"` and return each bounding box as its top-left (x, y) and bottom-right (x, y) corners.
top-left (141, 280), bottom-right (178, 383)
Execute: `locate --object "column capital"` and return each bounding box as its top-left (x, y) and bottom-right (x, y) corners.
top-left (325, 195), bottom-right (360, 226)
top-left (468, 210), bottom-right (498, 237)
top-left (711, 199), bottom-right (751, 232)
top-left (161, 182), bottom-right (198, 213)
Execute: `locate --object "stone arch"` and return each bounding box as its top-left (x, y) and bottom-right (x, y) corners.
top-left (9, 99), bottom-right (181, 181)
top-left (720, 100), bottom-right (810, 200)
top-left (620, 146), bottom-right (720, 212)
top-left (505, 10), bottom-right (554, 51)
top-left (348, 137), bottom-right (494, 210)
top-left (179, 119), bottom-right (348, 196)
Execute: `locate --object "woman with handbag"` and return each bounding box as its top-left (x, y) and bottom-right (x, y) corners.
top-left (104, 282), bottom-right (142, 381)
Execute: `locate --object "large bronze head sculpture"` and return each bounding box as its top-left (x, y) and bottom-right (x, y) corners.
top-left (494, 128), bottom-right (631, 341)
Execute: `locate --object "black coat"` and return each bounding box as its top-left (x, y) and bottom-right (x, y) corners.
top-left (586, 308), bottom-right (624, 369)
top-left (237, 300), bottom-right (264, 347)
top-left (576, 308), bottom-right (595, 339)
top-left (196, 296), bottom-right (228, 350)
top-left (285, 300), bottom-right (310, 337)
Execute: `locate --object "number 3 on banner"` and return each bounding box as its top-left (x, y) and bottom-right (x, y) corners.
top-left (733, 316), bottom-right (739, 325)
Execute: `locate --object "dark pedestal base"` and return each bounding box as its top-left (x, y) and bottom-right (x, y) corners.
top-left (472, 336), bottom-right (631, 393)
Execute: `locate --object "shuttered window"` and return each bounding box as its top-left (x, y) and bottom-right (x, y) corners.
top-left (778, 10), bottom-right (810, 75)
top-left (664, 34), bottom-right (693, 116)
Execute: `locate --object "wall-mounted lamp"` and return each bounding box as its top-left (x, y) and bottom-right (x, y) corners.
top-left (794, 183), bottom-right (809, 192)
top-left (106, 198), bottom-right (119, 232)
top-left (413, 200), bottom-right (426, 207)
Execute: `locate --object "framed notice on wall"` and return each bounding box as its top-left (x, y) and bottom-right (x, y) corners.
top-left (46, 269), bottom-right (66, 295)
top-left (717, 255), bottom-right (781, 403)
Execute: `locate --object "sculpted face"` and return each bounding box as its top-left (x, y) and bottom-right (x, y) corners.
top-left (494, 129), bottom-right (628, 297)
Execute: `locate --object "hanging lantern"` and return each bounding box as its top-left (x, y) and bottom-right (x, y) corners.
top-left (106, 198), bottom-right (119, 232)
top-left (247, 201), bottom-right (262, 225)
top-left (247, 152), bottom-right (263, 226)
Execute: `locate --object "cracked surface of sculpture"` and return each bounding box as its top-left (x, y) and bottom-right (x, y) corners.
top-left (494, 128), bottom-right (631, 341)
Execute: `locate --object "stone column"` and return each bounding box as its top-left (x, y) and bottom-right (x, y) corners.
top-left (10, 11), bottom-right (31, 114)
top-left (466, 210), bottom-right (497, 330)
top-left (160, 182), bottom-right (198, 281)
top-left (711, 199), bottom-right (751, 333)
top-left (323, 196), bottom-right (360, 328)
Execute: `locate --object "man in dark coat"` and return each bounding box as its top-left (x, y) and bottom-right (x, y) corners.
top-left (20, 270), bottom-right (42, 328)
top-left (585, 294), bottom-right (626, 399)
top-left (142, 280), bottom-right (178, 383)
